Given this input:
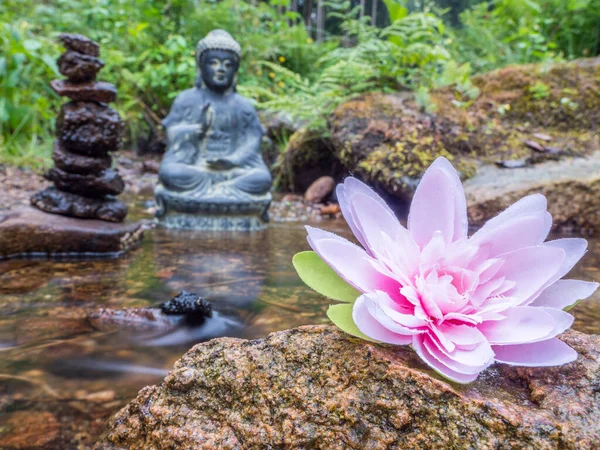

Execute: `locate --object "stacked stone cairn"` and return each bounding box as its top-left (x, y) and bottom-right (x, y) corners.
top-left (31, 33), bottom-right (127, 222)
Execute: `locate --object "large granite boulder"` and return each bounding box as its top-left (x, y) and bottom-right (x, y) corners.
top-left (96, 325), bottom-right (600, 449)
top-left (465, 152), bottom-right (600, 231)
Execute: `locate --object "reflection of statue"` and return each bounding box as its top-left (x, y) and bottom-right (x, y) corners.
top-left (155, 30), bottom-right (272, 230)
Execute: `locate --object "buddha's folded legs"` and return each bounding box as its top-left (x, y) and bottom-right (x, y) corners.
top-left (224, 168), bottom-right (272, 195)
top-left (159, 163), bottom-right (210, 192)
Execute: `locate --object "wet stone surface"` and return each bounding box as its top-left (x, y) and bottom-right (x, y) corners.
top-left (56, 102), bottom-right (123, 155)
top-left (57, 50), bottom-right (104, 82)
top-left (52, 141), bottom-right (112, 174)
top-left (59, 33), bottom-right (100, 57)
top-left (50, 80), bottom-right (117, 103)
top-left (45, 167), bottom-right (125, 198)
top-left (31, 187), bottom-right (127, 223)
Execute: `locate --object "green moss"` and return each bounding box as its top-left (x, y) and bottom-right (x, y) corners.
top-left (283, 58), bottom-right (600, 198)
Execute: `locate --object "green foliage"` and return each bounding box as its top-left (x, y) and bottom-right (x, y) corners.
top-left (450, 0), bottom-right (600, 73)
top-left (0, 21), bottom-right (60, 167)
top-left (0, 0), bottom-right (330, 164)
top-left (1, 0), bottom-right (599, 168)
top-left (244, 1), bottom-right (451, 131)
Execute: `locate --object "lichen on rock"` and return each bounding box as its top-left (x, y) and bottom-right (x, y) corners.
top-left (96, 325), bottom-right (600, 449)
top-left (323, 57), bottom-right (600, 202)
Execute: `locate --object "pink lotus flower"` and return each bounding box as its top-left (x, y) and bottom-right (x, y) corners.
top-left (294, 157), bottom-right (598, 383)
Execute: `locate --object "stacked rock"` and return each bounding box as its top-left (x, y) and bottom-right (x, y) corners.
top-left (31, 33), bottom-right (127, 222)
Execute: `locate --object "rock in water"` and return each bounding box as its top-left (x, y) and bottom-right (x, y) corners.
top-left (0, 207), bottom-right (142, 259)
top-left (31, 187), bottom-right (127, 223)
top-left (57, 50), bottom-right (104, 82)
top-left (50, 79), bottom-right (117, 103)
top-left (161, 291), bottom-right (212, 325)
top-left (304, 176), bottom-right (335, 204)
top-left (58, 33), bottom-right (100, 57)
top-left (96, 325), bottom-right (600, 449)
top-left (57, 101), bottom-right (123, 155)
top-left (45, 167), bottom-right (125, 197)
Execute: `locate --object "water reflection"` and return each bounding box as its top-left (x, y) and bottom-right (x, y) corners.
top-left (0, 220), bottom-right (598, 448)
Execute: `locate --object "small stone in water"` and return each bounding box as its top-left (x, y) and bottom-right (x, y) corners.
top-left (495, 158), bottom-right (530, 169)
top-left (161, 290), bottom-right (212, 320)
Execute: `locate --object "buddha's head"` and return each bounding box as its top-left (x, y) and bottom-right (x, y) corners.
top-left (196, 30), bottom-right (241, 93)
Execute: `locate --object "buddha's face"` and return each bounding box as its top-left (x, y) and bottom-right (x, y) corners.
top-left (200, 50), bottom-right (238, 93)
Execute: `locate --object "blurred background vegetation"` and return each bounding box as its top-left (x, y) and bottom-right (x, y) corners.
top-left (1, 0), bottom-right (599, 168)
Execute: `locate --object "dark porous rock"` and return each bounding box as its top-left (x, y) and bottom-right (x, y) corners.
top-left (52, 141), bottom-right (112, 174)
top-left (50, 79), bottom-right (117, 103)
top-left (96, 325), bottom-right (600, 449)
top-left (57, 101), bottom-right (123, 155)
top-left (161, 291), bottom-right (212, 325)
top-left (0, 207), bottom-right (142, 260)
top-left (45, 167), bottom-right (125, 198)
top-left (59, 33), bottom-right (100, 57)
top-left (31, 187), bottom-right (127, 222)
top-left (57, 50), bottom-right (104, 82)
top-left (304, 175), bottom-right (335, 203)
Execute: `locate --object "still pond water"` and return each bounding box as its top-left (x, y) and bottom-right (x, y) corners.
top-left (0, 208), bottom-right (599, 448)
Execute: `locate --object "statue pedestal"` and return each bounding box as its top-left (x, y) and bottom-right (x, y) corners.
top-left (155, 185), bottom-right (271, 231)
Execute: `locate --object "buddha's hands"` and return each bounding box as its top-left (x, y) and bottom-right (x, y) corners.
top-left (206, 158), bottom-right (235, 170)
top-left (196, 102), bottom-right (213, 136)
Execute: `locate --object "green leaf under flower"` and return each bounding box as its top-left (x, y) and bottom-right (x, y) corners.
top-left (326, 303), bottom-right (378, 342)
top-left (292, 251), bottom-right (360, 303)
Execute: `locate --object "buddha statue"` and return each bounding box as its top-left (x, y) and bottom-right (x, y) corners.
top-left (155, 30), bottom-right (272, 230)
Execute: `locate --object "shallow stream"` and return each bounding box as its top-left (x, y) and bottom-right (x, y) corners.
top-left (1, 202), bottom-right (599, 448)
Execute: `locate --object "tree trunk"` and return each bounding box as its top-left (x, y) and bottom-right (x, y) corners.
top-left (360, 0), bottom-right (366, 18)
top-left (304, 0), bottom-right (314, 37)
top-left (371, 0), bottom-right (378, 26)
top-left (316, 0), bottom-right (325, 42)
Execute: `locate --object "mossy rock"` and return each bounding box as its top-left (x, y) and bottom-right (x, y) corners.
top-left (327, 57), bottom-right (600, 201)
top-left (275, 128), bottom-right (343, 193)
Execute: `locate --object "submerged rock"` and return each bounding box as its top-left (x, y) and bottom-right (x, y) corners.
top-left (88, 307), bottom-right (176, 334)
top-left (466, 152), bottom-right (600, 231)
top-left (97, 325), bottom-right (600, 449)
